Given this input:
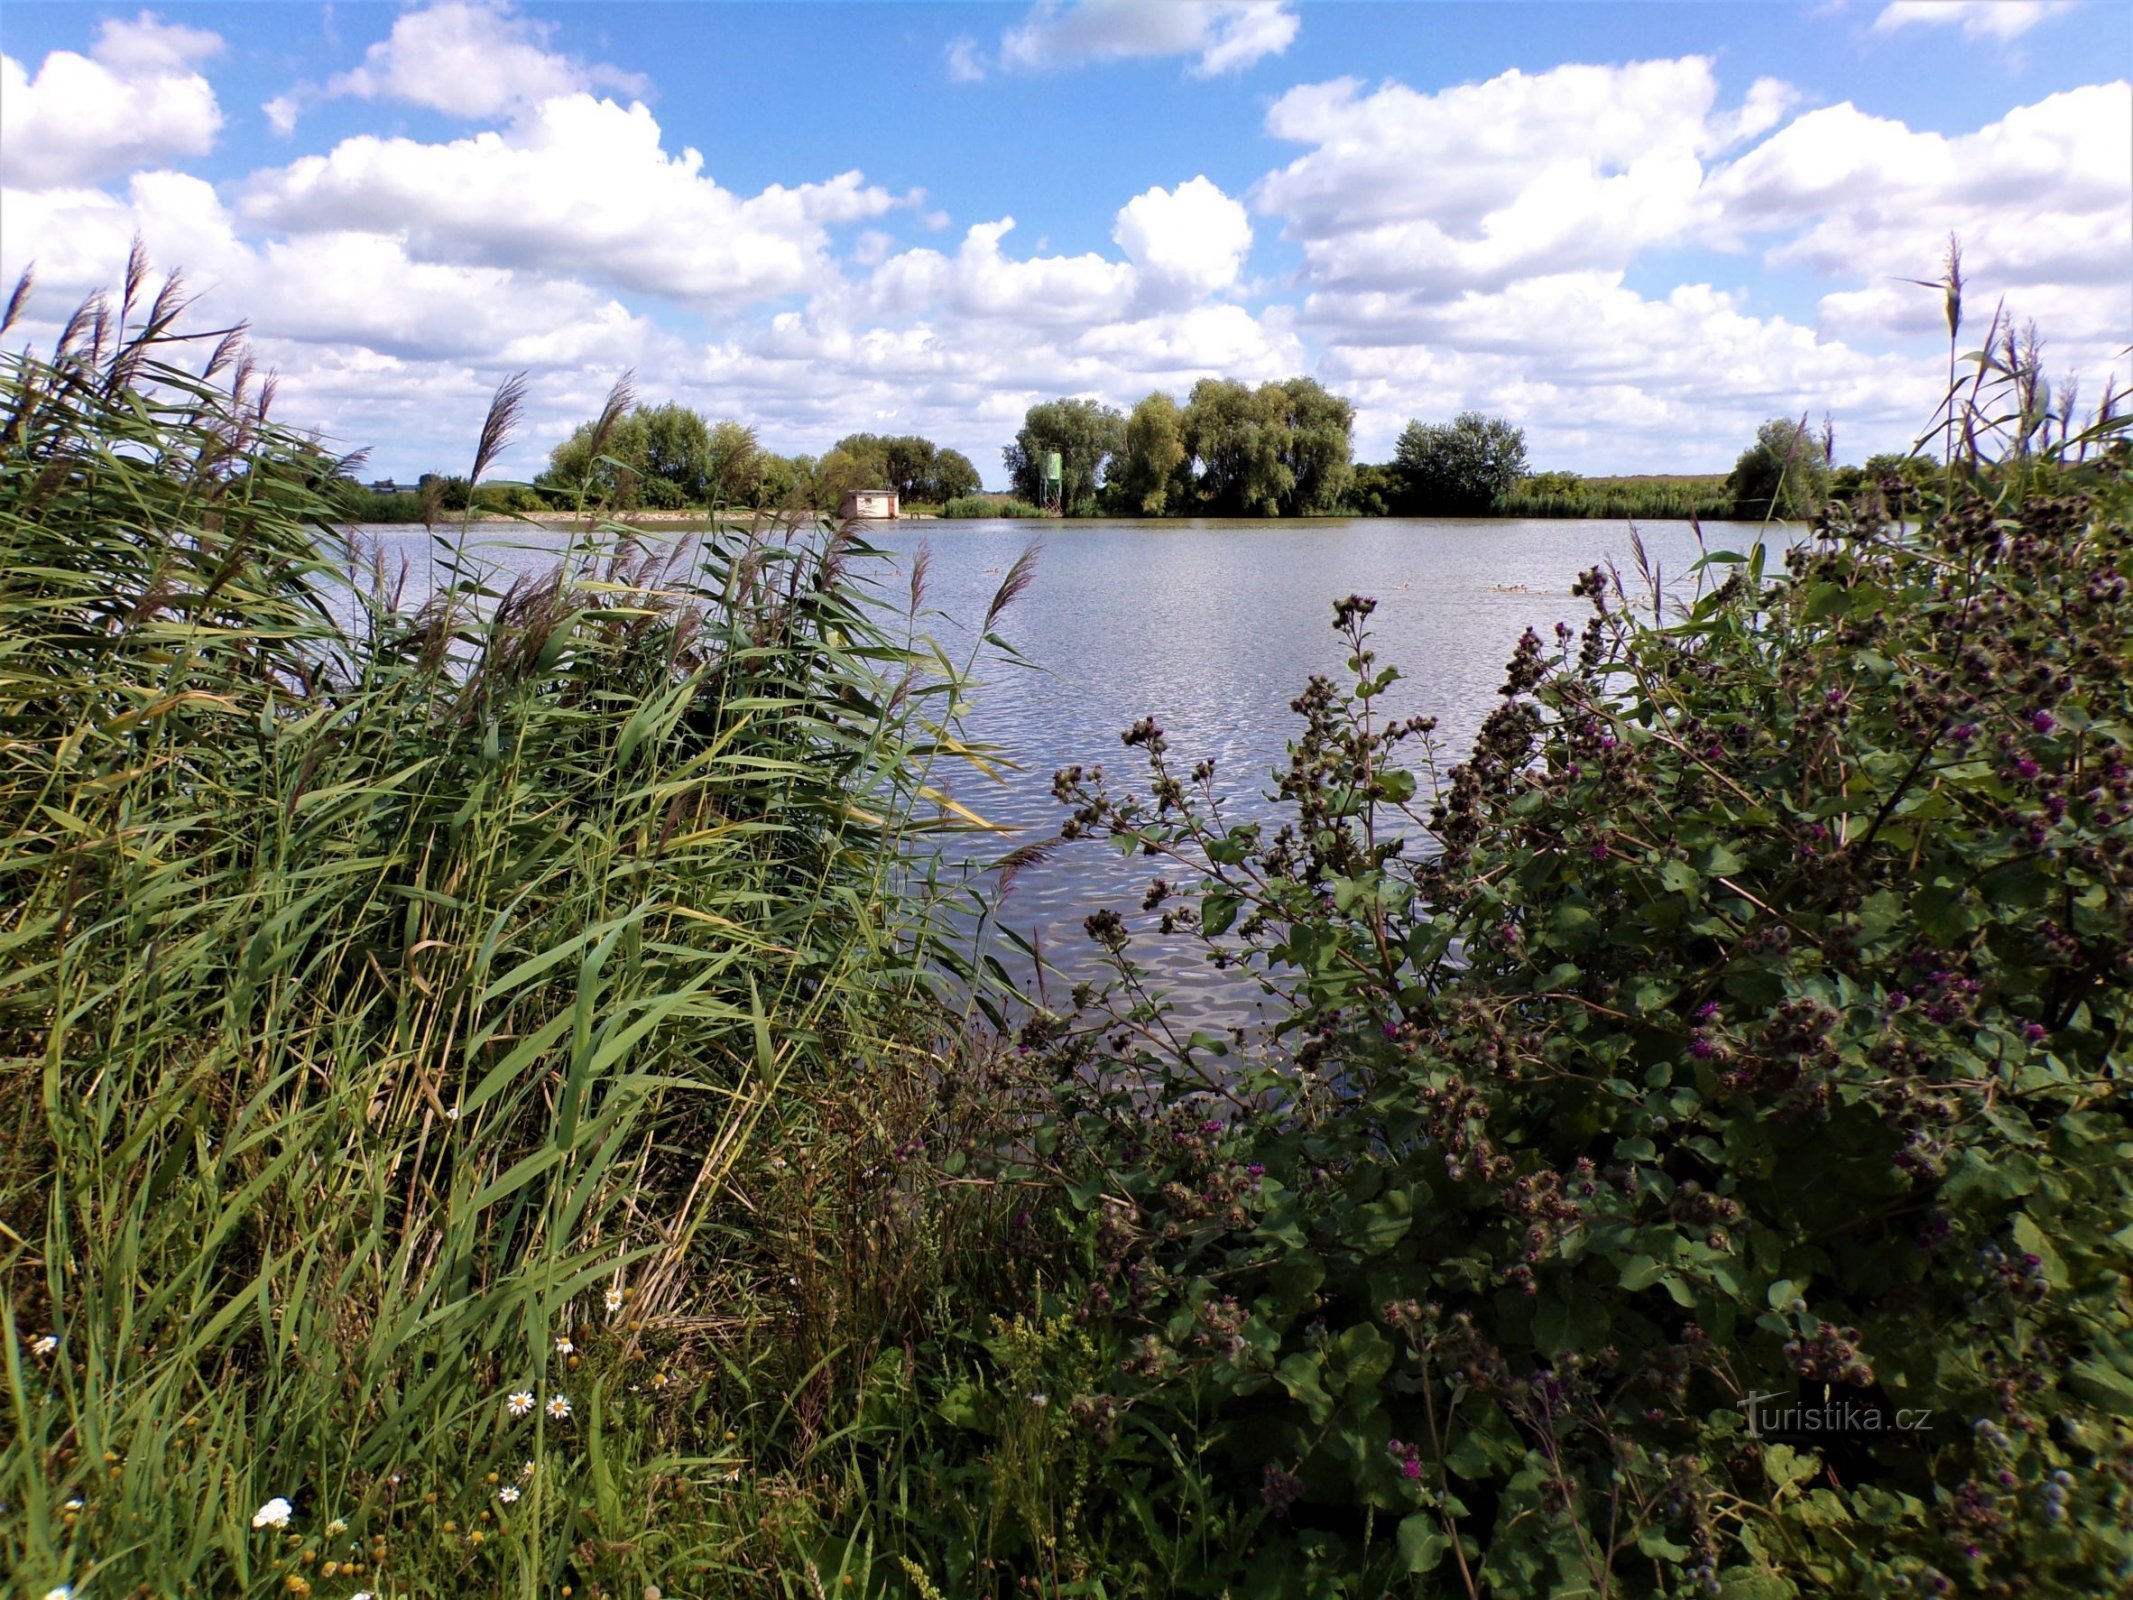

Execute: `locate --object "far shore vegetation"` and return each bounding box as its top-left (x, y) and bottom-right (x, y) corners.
top-left (341, 368), bottom-right (2028, 528)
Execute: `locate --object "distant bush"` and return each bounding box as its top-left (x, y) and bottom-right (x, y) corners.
top-left (1497, 472), bottom-right (1736, 520)
top-left (942, 494), bottom-right (1046, 518)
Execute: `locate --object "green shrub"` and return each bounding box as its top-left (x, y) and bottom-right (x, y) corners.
top-left (941, 495), bottom-right (1046, 519)
top-left (1496, 473), bottom-right (1735, 521)
top-left (1017, 438), bottom-right (2133, 1593)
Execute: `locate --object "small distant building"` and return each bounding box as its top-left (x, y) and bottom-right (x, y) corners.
top-left (366, 479), bottom-right (411, 495)
top-left (839, 488), bottom-right (898, 520)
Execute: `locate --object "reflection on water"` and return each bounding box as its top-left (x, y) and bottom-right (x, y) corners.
top-left (337, 515), bottom-right (1778, 1020)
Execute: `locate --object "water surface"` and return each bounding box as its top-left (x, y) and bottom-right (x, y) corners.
top-left (342, 515), bottom-right (1778, 1019)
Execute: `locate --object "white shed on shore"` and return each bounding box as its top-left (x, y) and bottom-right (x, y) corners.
top-left (839, 488), bottom-right (898, 520)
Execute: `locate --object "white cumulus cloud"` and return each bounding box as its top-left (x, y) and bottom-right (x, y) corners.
top-left (239, 94), bottom-right (899, 308)
top-left (265, 0), bottom-right (649, 132)
top-left (1, 12), bottom-right (224, 188)
top-left (1256, 59), bottom-right (1797, 300)
top-left (1112, 176), bottom-right (1254, 304)
top-left (1872, 2), bottom-right (2077, 42)
top-left (1706, 82), bottom-right (2132, 348)
top-left (988, 0), bottom-right (1298, 78)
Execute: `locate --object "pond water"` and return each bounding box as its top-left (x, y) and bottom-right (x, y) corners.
top-left (342, 515), bottom-right (1781, 1020)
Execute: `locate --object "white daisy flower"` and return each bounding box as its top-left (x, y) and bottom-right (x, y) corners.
top-left (520, 1459), bottom-right (536, 1478)
top-left (604, 1284), bottom-right (624, 1312)
top-left (1027, 1392), bottom-right (1049, 1408)
top-left (444, 1106), bottom-right (462, 1121)
top-left (43, 1587), bottom-right (72, 1600)
top-left (545, 1395), bottom-right (571, 1420)
top-left (506, 1390), bottom-right (534, 1417)
top-left (63, 1497), bottom-right (83, 1510)
top-left (31, 1334), bottom-right (57, 1356)
top-left (554, 1336), bottom-right (574, 1355)
top-left (251, 1495), bottom-right (293, 1529)
top-left (353, 1592), bottom-right (375, 1600)
top-left (498, 1485), bottom-right (520, 1504)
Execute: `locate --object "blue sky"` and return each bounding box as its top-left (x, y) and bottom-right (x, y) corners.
top-left (3, 1), bottom-right (2126, 483)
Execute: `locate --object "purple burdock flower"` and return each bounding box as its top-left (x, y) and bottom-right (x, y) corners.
top-left (1383, 1020), bottom-right (1401, 1040)
top-left (1690, 1036), bottom-right (1717, 1060)
top-left (1247, 1163), bottom-right (1265, 1178)
top-left (1600, 736), bottom-right (1619, 751)
top-left (1694, 1001), bottom-right (1721, 1022)
top-left (1950, 723), bottom-right (1977, 744)
top-left (2015, 757), bottom-right (2040, 780)
top-left (2024, 1022), bottom-right (2048, 1042)
top-left (1401, 1456), bottom-right (1423, 1480)
top-left (1590, 841), bottom-right (1610, 860)
top-left (1202, 1119), bottom-right (1224, 1134)
top-left (2031, 711), bottom-right (2056, 733)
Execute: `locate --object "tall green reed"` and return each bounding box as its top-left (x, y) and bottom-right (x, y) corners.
top-left (0, 258), bottom-right (1011, 1597)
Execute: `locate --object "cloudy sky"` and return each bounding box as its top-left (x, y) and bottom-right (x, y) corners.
top-left (2, 0), bottom-right (2126, 484)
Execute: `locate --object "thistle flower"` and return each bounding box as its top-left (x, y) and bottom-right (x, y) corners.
top-left (546, 1395), bottom-right (572, 1420)
top-left (506, 1391), bottom-right (534, 1417)
top-left (252, 1496), bottom-right (294, 1529)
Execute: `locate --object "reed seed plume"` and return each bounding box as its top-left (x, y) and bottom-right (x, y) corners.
top-left (586, 366), bottom-right (637, 465)
top-left (994, 834), bottom-right (1063, 898)
top-left (470, 367), bottom-right (530, 484)
top-left (143, 267), bottom-right (188, 337)
top-left (202, 326), bottom-right (246, 382)
top-left (3, 266), bottom-right (34, 336)
top-left (2054, 374), bottom-right (2079, 450)
top-left (909, 538), bottom-right (932, 615)
top-left (55, 293), bottom-right (97, 360)
top-left (120, 235), bottom-right (149, 328)
top-left (1942, 233), bottom-right (1963, 343)
top-left (984, 540), bottom-right (1041, 629)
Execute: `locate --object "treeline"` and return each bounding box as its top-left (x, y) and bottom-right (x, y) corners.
top-left (336, 386), bottom-right (1989, 528)
top-left (1003, 378), bottom-right (1357, 517)
top-left (335, 396), bottom-right (983, 520)
top-left (539, 403), bottom-right (980, 514)
top-left (994, 389), bottom-right (1919, 522)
